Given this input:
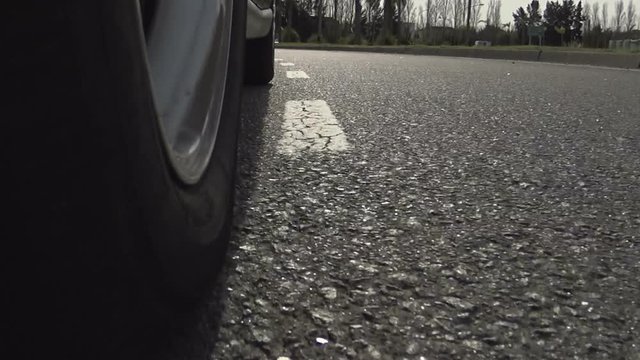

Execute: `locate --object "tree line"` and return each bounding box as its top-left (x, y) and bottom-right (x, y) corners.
top-left (276, 0), bottom-right (640, 47)
top-left (513, 0), bottom-right (638, 46)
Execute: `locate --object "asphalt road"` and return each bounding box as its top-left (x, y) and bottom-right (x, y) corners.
top-left (202, 50), bottom-right (640, 359)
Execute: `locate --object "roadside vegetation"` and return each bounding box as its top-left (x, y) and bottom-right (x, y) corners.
top-left (275, 0), bottom-right (640, 49)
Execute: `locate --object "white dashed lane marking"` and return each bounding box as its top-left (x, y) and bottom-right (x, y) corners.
top-left (286, 71), bottom-right (309, 79)
top-left (274, 58), bottom-right (283, 61)
top-left (279, 100), bottom-right (350, 156)
top-left (279, 62), bottom-right (295, 66)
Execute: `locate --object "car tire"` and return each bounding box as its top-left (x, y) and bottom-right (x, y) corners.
top-left (244, 27), bottom-right (275, 84)
top-left (4, 1), bottom-right (244, 357)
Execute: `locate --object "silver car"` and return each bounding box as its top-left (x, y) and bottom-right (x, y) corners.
top-left (5, 2), bottom-right (277, 349)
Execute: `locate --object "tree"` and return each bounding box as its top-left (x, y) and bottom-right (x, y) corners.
top-left (452, 0), bottom-right (460, 27)
top-left (513, 0), bottom-right (542, 43)
top-left (573, 1), bottom-right (585, 42)
top-left (316, 0), bottom-right (324, 39)
top-left (299, 0), bottom-right (316, 14)
top-left (544, 0), bottom-right (578, 45)
top-left (513, 7), bottom-right (529, 42)
top-left (486, 0), bottom-right (495, 25)
top-left (383, 0), bottom-right (393, 36)
top-left (285, 0), bottom-right (296, 26)
top-left (583, 1), bottom-right (591, 32)
top-left (426, 0), bottom-right (434, 27)
top-left (354, 0), bottom-right (363, 41)
top-left (495, 0), bottom-right (502, 26)
top-left (377, 0), bottom-right (409, 38)
top-left (407, 0), bottom-right (417, 23)
top-left (403, 0), bottom-right (416, 22)
top-left (592, 1), bottom-right (600, 27)
top-left (614, 0), bottom-right (625, 31)
top-left (601, 2), bottom-right (608, 29)
top-left (470, 0), bottom-right (482, 27)
top-left (437, 0), bottom-right (452, 28)
top-left (453, 0), bottom-right (465, 27)
top-left (398, 0), bottom-right (416, 41)
top-left (342, 0), bottom-right (354, 24)
top-left (528, 0), bottom-right (543, 24)
top-left (364, 0), bottom-right (384, 41)
top-left (486, 0), bottom-right (502, 26)
top-left (625, 0), bottom-right (637, 31)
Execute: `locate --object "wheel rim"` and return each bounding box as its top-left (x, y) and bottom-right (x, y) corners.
top-left (139, 0), bottom-right (233, 185)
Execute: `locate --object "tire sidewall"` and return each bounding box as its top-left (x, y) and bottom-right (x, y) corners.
top-left (71, 0), bottom-right (246, 300)
top-left (245, 26), bottom-right (275, 84)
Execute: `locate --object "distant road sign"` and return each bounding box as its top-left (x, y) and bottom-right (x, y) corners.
top-left (527, 25), bottom-right (545, 46)
top-left (527, 25), bottom-right (545, 37)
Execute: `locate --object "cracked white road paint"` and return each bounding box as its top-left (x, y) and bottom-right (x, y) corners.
top-left (286, 71), bottom-right (309, 79)
top-left (279, 62), bottom-right (295, 66)
top-left (279, 100), bottom-right (350, 156)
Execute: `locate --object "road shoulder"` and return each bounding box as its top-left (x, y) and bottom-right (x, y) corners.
top-left (276, 44), bottom-right (640, 70)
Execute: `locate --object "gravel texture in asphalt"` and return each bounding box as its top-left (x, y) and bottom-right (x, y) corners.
top-left (206, 50), bottom-right (640, 359)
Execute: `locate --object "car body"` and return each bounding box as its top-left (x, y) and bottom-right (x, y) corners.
top-left (247, 0), bottom-right (274, 39)
top-left (5, 2), bottom-right (275, 357)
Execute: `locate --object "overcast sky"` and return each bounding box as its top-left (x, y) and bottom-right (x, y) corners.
top-left (421, 0), bottom-right (638, 27)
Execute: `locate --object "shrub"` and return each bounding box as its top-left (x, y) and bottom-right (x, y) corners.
top-left (348, 36), bottom-right (365, 45)
top-left (338, 34), bottom-right (365, 45)
top-left (280, 27), bottom-right (300, 43)
top-left (307, 33), bottom-right (324, 43)
top-left (349, 36), bottom-right (368, 45)
top-left (338, 35), bottom-right (353, 44)
top-left (397, 36), bottom-right (413, 45)
top-left (375, 33), bottom-right (397, 45)
top-left (324, 22), bottom-right (342, 43)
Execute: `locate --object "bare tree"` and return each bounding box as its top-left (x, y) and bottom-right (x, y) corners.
top-left (298, 0), bottom-right (316, 14)
top-left (614, 0), bottom-right (625, 31)
top-left (316, 0), bottom-right (324, 39)
top-left (410, 1), bottom-right (418, 23)
top-left (383, 0), bottom-right (393, 36)
top-left (442, 0), bottom-right (452, 27)
top-left (434, 0), bottom-right (451, 27)
top-left (485, 0), bottom-right (494, 25)
top-left (354, 0), bottom-right (362, 41)
top-left (485, 0), bottom-right (500, 26)
top-left (397, 0), bottom-right (410, 35)
top-left (584, 1), bottom-right (592, 32)
top-left (601, 2), bottom-right (608, 29)
top-left (364, 0), bottom-right (382, 41)
top-left (470, 0), bottom-right (482, 28)
top-left (343, 0), bottom-right (354, 25)
top-left (493, 0), bottom-right (502, 27)
top-left (426, 0), bottom-right (435, 26)
top-left (403, 0), bottom-right (416, 23)
top-left (396, 0), bottom-right (414, 39)
top-left (453, 0), bottom-right (465, 28)
top-left (592, 1), bottom-right (600, 27)
top-left (625, 0), bottom-right (637, 31)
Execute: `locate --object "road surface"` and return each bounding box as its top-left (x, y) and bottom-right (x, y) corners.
top-left (192, 50), bottom-right (639, 359)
